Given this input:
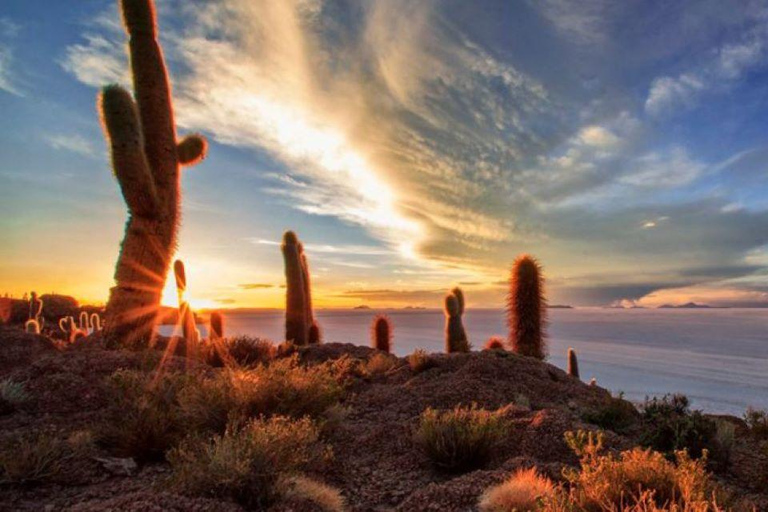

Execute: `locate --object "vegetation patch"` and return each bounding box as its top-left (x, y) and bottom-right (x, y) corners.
top-left (168, 416), bottom-right (330, 509)
top-left (581, 392), bottom-right (638, 433)
top-left (414, 404), bottom-right (508, 473)
top-left (0, 431), bottom-right (95, 486)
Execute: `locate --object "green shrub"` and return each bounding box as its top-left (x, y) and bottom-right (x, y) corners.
top-left (581, 393), bottom-right (637, 433)
top-left (414, 404), bottom-right (508, 473)
top-left (0, 431), bottom-right (95, 485)
top-left (744, 407), bottom-right (768, 440)
top-left (640, 394), bottom-right (728, 468)
top-left (168, 416), bottom-right (330, 509)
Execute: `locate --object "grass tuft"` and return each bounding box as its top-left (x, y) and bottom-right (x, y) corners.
top-left (478, 467), bottom-right (558, 511)
top-left (414, 404), bottom-right (508, 473)
top-left (408, 349), bottom-right (437, 373)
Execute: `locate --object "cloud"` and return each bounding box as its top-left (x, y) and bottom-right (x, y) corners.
top-left (60, 33), bottom-right (126, 87)
top-left (45, 134), bottom-right (98, 158)
top-left (238, 283), bottom-right (275, 290)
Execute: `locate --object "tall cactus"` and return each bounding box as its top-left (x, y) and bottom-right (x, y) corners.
top-left (567, 347), bottom-right (580, 379)
top-left (508, 254), bottom-right (547, 359)
top-left (444, 288), bottom-right (469, 353)
top-left (371, 315), bottom-right (392, 353)
top-left (100, 0), bottom-right (207, 348)
top-left (282, 231), bottom-right (315, 345)
top-left (28, 292), bottom-right (43, 324)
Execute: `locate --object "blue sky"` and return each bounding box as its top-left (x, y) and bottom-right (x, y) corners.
top-left (2, 0), bottom-right (768, 308)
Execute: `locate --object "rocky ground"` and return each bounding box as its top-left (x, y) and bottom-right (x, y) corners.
top-left (0, 326), bottom-right (765, 511)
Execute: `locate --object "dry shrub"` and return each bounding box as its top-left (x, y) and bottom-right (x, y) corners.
top-left (478, 467), bottom-right (558, 511)
top-left (0, 430), bottom-right (95, 485)
top-left (408, 349), bottom-right (436, 373)
top-left (414, 404), bottom-right (508, 473)
top-left (168, 416), bottom-right (330, 509)
top-left (99, 369), bottom-right (190, 462)
top-left (206, 336), bottom-right (275, 368)
top-left (563, 430), bottom-right (746, 511)
top-left (278, 475), bottom-right (346, 511)
top-left (366, 352), bottom-right (397, 375)
top-left (0, 378), bottom-right (28, 415)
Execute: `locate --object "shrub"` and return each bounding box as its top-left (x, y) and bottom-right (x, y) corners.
top-left (744, 407), bottom-right (768, 440)
top-left (99, 369), bottom-right (190, 461)
top-left (168, 416), bottom-right (330, 509)
top-left (408, 349), bottom-right (436, 373)
top-left (180, 357), bottom-right (344, 435)
top-left (0, 431), bottom-right (95, 485)
top-left (207, 336), bottom-right (275, 368)
top-left (414, 404), bottom-right (508, 473)
top-left (278, 475), bottom-right (346, 511)
top-left (0, 378), bottom-right (28, 415)
top-left (639, 394), bottom-right (727, 465)
top-left (581, 393), bottom-right (638, 433)
top-left (478, 467), bottom-right (559, 511)
top-left (366, 352), bottom-right (397, 375)
top-left (563, 429), bottom-right (743, 510)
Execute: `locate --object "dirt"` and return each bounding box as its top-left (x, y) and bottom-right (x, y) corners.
top-left (0, 327), bottom-right (765, 511)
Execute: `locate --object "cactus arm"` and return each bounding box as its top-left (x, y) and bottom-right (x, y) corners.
top-left (120, 0), bottom-right (178, 201)
top-left (177, 134), bottom-right (208, 167)
top-left (100, 85), bottom-right (158, 217)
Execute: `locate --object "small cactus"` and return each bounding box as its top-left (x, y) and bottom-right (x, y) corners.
top-left (24, 319), bottom-right (40, 334)
top-left (507, 255), bottom-right (547, 359)
top-left (209, 311), bottom-right (224, 341)
top-left (371, 315), bottom-right (392, 353)
top-left (483, 336), bottom-right (505, 351)
top-left (282, 231), bottom-right (314, 345)
top-left (90, 313), bottom-right (102, 333)
top-left (567, 347), bottom-right (580, 379)
top-left (100, 0), bottom-right (208, 348)
top-left (444, 288), bottom-right (469, 353)
top-left (59, 316), bottom-right (87, 343)
top-left (174, 260), bottom-right (187, 306)
top-left (79, 311), bottom-right (90, 333)
top-left (28, 292), bottom-right (43, 324)
top-left (308, 320), bottom-right (322, 345)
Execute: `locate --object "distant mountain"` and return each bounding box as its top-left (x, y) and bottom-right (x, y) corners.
top-left (353, 305), bottom-right (371, 310)
top-left (658, 302), bottom-right (712, 309)
top-left (549, 304), bottom-right (574, 309)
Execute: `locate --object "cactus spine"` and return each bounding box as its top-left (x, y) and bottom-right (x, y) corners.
top-left (371, 315), bottom-right (392, 353)
top-left (281, 231), bottom-right (315, 345)
top-left (508, 255), bottom-right (547, 360)
top-left (100, 0), bottom-right (207, 348)
top-left (567, 347), bottom-right (580, 379)
top-left (444, 288), bottom-right (469, 353)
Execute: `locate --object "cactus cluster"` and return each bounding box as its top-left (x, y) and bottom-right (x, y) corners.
top-left (100, 0), bottom-right (208, 348)
top-left (444, 287), bottom-right (469, 353)
top-left (281, 231), bottom-right (318, 345)
top-left (508, 255), bottom-right (546, 360)
top-left (371, 314), bottom-right (392, 353)
top-left (59, 316), bottom-right (87, 343)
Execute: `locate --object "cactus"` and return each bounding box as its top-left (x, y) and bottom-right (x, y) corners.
top-left (282, 231), bottom-right (315, 345)
top-left (100, 0), bottom-right (208, 348)
top-left (59, 316), bottom-right (87, 343)
top-left (507, 255), bottom-right (547, 359)
top-left (567, 347), bottom-right (580, 379)
top-left (90, 313), bottom-right (102, 333)
top-left (24, 319), bottom-right (40, 334)
top-left (209, 311), bottom-right (224, 341)
top-left (308, 320), bottom-right (322, 345)
top-left (173, 259), bottom-right (200, 358)
top-left (174, 259), bottom-right (186, 306)
top-left (371, 315), bottom-right (392, 353)
top-left (483, 336), bottom-right (505, 351)
top-left (444, 289), bottom-right (469, 353)
top-left (29, 292), bottom-right (45, 326)
top-left (79, 311), bottom-right (90, 333)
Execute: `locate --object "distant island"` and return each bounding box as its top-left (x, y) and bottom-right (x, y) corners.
top-left (658, 302), bottom-right (713, 309)
top-left (353, 305), bottom-right (371, 310)
top-left (549, 304), bottom-right (574, 309)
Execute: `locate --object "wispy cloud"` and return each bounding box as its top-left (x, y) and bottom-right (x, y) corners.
top-left (45, 134), bottom-right (98, 158)
top-left (238, 283), bottom-right (275, 290)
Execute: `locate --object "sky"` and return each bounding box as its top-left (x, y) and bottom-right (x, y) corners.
top-left (2, 0), bottom-right (768, 309)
